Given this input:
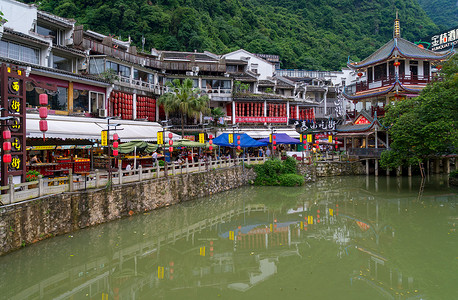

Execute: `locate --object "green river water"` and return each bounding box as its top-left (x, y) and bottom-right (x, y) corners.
top-left (0, 175), bottom-right (456, 300)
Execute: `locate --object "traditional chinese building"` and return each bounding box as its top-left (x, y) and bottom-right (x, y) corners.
top-left (343, 13), bottom-right (454, 117)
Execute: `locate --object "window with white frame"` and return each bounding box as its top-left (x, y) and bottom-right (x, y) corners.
top-left (0, 40), bottom-right (39, 64)
top-left (89, 92), bottom-right (105, 113)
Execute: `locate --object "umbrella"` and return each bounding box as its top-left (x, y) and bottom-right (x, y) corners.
top-left (213, 133), bottom-right (269, 147)
top-left (116, 140), bottom-right (158, 154)
top-left (173, 139), bottom-right (209, 148)
top-left (258, 133), bottom-right (301, 145)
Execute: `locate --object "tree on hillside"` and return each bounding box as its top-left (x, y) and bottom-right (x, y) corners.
top-left (158, 78), bottom-right (210, 136)
top-left (380, 54), bottom-right (458, 169)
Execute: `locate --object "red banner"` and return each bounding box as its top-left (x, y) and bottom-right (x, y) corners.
top-left (235, 117), bottom-right (287, 123)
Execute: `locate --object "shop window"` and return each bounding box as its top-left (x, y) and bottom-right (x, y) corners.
top-left (49, 87), bottom-right (68, 111)
top-left (90, 92), bottom-right (105, 113)
top-left (73, 89), bottom-right (89, 112)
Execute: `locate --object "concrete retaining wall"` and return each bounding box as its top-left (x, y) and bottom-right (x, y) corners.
top-left (0, 166), bottom-right (255, 255)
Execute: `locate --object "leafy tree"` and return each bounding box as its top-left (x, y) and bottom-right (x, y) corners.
top-left (380, 54), bottom-right (458, 169)
top-left (31, 0), bottom-right (440, 70)
top-left (158, 78), bottom-right (210, 136)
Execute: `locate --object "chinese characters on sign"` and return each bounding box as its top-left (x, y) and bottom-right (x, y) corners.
top-left (289, 119), bottom-right (339, 133)
top-left (101, 130), bottom-right (108, 146)
top-left (235, 117), bottom-right (287, 123)
top-left (157, 131), bottom-right (164, 145)
top-left (416, 26), bottom-right (458, 52)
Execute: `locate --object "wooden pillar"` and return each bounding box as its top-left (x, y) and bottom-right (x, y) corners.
top-left (396, 166), bottom-right (401, 177)
top-left (68, 82), bottom-right (74, 113)
top-left (375, 159), bottom-right (379, 176)
top-left (366, 159), bottom-right (370, 175)
top-left (444, 158), bottom-right (450, 174)
top-left (408, 165), bottom-right (412, 177)
top-left (434, 159), bottom-right (440, 174)
top-left (386, 168), bottom-right (390, 176)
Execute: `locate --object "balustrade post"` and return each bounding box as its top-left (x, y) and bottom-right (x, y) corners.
top-left (209, 157), bottom-right (212, 170)
top-left (186, 158), bottom-right (189, 173)
top-left (198, 159), bottom-right (202, 172)
top-left (138, 165), bottom-right (143, 181)
top-left (8, 175), bottom-right (14, 204)
top-left (156, 163), bottom-right (160, 178)
top-left (38, 175), bottom-right (44, 197)
top-left (172, 162), bottom-right (176, 176)
top-left (68, 169), bottom-right (73, 192)
top-left (118, 164), bottom-right (123, 184)
top-left (95, 170), bottom-right (100, 188)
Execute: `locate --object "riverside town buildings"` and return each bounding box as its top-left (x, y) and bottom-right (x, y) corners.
top-left (0, 0), bottom-right (453, 183)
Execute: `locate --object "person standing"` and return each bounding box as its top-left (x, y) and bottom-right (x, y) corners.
top-left (258, 147), bottom-right (264, 157)
top-left (265, 147), bottom-right (271, 157)
top-left (152, 150), bottom-right (158, 166)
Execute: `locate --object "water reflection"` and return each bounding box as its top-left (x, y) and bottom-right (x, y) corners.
top-left (0, 175), bottom-right (456, 299)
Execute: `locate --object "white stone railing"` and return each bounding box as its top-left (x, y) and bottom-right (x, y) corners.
top-left (0, 156), bottom-right (266, 206)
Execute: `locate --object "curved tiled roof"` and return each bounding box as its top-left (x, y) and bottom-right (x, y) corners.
top-left (348, 38), bottom-right (454, 69)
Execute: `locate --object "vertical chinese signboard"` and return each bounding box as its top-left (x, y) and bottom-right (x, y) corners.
top-left (1, 64), bottom-right (27, 186)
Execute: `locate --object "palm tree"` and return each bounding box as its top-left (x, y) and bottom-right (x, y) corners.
top-left (158, 78), bottom-right (210, 136)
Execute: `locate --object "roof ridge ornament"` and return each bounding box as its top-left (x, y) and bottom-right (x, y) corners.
top-left (394, 10), bottom-right (400, 38)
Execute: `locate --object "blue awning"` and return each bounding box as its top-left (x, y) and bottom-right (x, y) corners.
top-left (213, 133), bottom-right (269, 147)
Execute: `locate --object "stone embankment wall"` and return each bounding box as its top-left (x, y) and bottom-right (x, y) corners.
top-left (298, 161), bottom-right (365, 181)
top-left (0, 166), bottom-right (255, 255)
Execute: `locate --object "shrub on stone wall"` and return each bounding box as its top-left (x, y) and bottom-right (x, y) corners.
top-left (253, 157), bottom-right (304, 186)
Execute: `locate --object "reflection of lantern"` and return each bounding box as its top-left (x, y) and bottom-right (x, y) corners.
top-left (393, 61), bottom-right (400, 67)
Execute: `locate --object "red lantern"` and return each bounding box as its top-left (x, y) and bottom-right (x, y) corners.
top-left (209, 134), bottom-right (213, 139)
top-left (3, 154), bottom-right (11, 163)
top-left (237, 140), bottom-right (240, 145)
top-left (2, 130), bottom-right (11, 139)
top-left (273, 141), bottom-right (277, 145)
top-left (273, 146), bottom-right (277, 150)
top-left (39, 94), bottom-right (48, 106)
top-left (209, 145), bottom-right (213, 151)
top-left (357, 72), bottom-right (363, 77)
top-left (169, 147), bottom-right (173, 152)
top-left (237, 146), bottom-right (241, 150)
top-left (3, 142), bottom-right (11, 151)
top-left (113, 141), bottom-right (119, 148)
top-left (209, 140), bottom-right (213, 145)
top-left (113, 150), bottom-right (118, 156)
top-left (393, 61), bottom-right (401, 67)
top-left (169, 140), bottom-right (173, 146)
top-left (273, 135), bottom-right (276, 140)
top-left (113, 133), bottom-right (119, 140)
top-left (39, 106), bottom-right (48, 118)
top-left (39, 120), bottom-right (48, 132)
top-left (237, 135), bottom-right (240, 140)
top-left (168, 133), bottom-right (173, 139)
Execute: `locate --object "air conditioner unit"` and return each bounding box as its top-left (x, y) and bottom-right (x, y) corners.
top-left (65, 38), bottom-right (74, 46)
top-left (224, 73), bottom-right (230, 77)
top-left (192, 66), bottom-right (199, 72)
top-left (98, 108), bottom-right (107, 118)
top-left (186, 71), bottom-right (194, 76)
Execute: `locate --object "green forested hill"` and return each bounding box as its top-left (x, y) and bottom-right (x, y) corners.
top-left (417, 0), bottom-right (458, 30)
top-left (24, 0), bottom-right (439, 70)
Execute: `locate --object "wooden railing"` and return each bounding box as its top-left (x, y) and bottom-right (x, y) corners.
top-left (0, 157), bottom-right (266, 206)
top-left (354, 75), bottom-right (432, 93)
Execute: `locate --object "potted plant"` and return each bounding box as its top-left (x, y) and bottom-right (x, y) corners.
top-left (26, 170), bottom-right (40, 188)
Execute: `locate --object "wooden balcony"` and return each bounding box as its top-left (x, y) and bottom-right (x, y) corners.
top-left (354, 75), bottom-right (431, 93)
